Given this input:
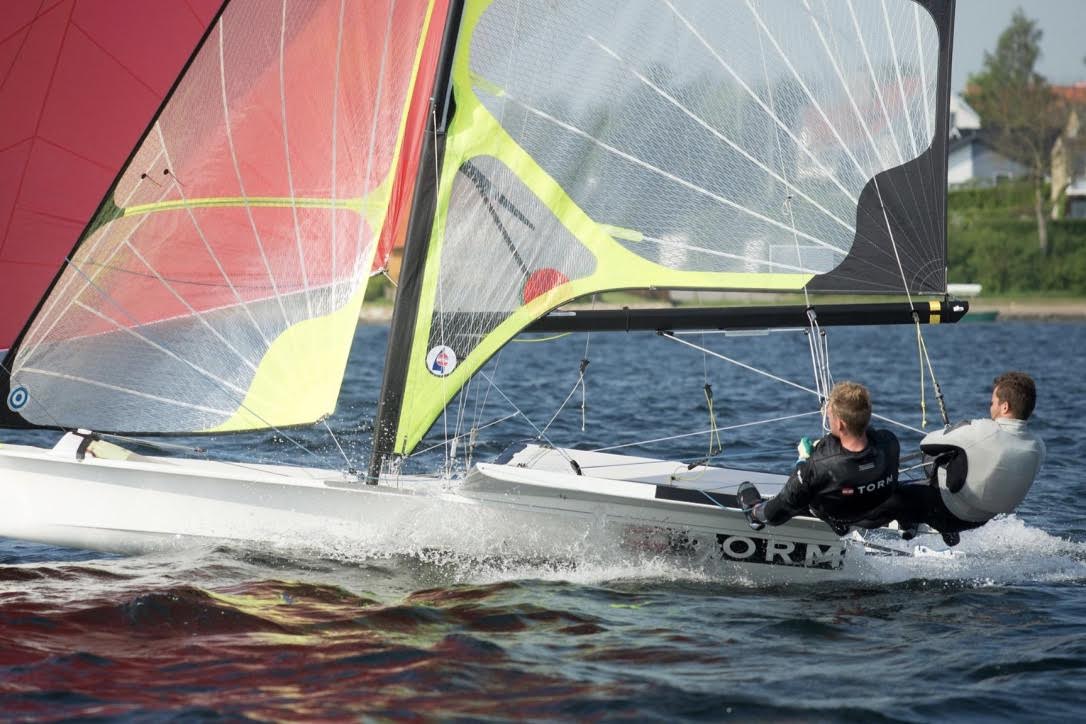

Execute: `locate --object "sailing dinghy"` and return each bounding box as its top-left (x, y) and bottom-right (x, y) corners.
top-left (1, 0), bottom-right (964, 581)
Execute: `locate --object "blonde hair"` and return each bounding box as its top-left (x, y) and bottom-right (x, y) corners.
top-left (827, 381), bottom-right (871, 436)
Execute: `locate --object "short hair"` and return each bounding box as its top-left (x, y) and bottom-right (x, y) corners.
top-left (994, 371), bottom-right (1036, 420)
top-left (827, 381), bottom-right (871, 437)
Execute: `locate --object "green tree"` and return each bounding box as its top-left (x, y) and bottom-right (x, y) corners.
top-left (964, 8), bottom-right (1064, 253)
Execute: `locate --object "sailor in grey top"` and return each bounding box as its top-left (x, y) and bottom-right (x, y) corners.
top-left (854, 371), bottom-right (1045, 546)
top-left (920, 416), bottom-right (1046, 523)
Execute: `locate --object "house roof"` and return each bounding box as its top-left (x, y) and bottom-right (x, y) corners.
top-left (947, 128), bottom-right (1001, 154)
top-left (1053, 82), bottom-right (1086, 106)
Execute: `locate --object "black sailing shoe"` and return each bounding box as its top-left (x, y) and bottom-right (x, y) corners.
top-left (736, 482), bottom-right (765, 531)
top-left (941, 530), bottom-right (961, 547)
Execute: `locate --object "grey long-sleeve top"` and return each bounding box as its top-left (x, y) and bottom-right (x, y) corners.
top-left (920, 417), bottom-right (1046, 523)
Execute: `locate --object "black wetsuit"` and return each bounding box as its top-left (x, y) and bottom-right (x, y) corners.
top-left (762, 428), bottom-right (900, 533)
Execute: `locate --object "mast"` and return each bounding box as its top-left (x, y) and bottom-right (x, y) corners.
top-left (369, 0), bottom-right (465, 483)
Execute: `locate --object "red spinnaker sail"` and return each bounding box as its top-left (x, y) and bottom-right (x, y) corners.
top-left (372, 0), bottom-right (451, 274)
top-left (0, 0), bottom-right (221, 350)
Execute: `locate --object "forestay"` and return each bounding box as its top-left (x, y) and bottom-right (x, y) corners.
top-left (1, 0), bottom-right (442, 434)
top-left (375, 0), bottom-right (954, 462)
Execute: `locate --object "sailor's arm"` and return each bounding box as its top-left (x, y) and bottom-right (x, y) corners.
top-left (760, 461), bottom-right (816, 525)
top-left (919, 419), bottom-right (995, 492)
top-left (920, 419), bottom-right (991, 452)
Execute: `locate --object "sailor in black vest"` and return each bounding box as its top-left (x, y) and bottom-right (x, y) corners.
top-left (861, 371), bottom-right (1046, 546)
top-left (740, 381), bottom-right (900, 535)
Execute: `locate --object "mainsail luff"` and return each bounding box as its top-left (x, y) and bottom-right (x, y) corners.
top-left (370, 0), bottom-right (466, 483)
top-left (370, 0), bottom-right (958, 463)
top-left (1, 0), bottom-right (438, 435)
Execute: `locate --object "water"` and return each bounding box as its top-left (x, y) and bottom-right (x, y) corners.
top-left (2, 320), bottom-right (1085, 721)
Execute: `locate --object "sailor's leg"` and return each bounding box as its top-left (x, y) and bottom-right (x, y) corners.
top-left (736, 482), bottom-right (766, 531)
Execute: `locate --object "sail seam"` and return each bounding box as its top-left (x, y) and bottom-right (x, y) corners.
top-left (72, 299), bottom-right (249, 396)
top-left (217, 16), bottom-right (292, 331)
top-left (586, 34), bottom-right (855, 235)
top-left (17, 151), bottom-right (175, 367)
top-left (845, 0), bottom-right (906, 166)
top-left (665, 0), bottom-right (857, 204)
top-left (120, 239), bottom-right (259, 373)
top-left (154, 124), bottom-right (276, 348)
top-left (500, 90), bottom-right (844, 255)
top-left (19, 366), bottom-right (234, 414)
top-left (279, 0), bottom-right (313, 319)
top-left (352, 0), bottom-right (397, 285)
top-left (329, 0), bottom-right (344, 304)
top-left (803, 0), bottom-right (887, 173)
top-left (744, 1), bottom-right (869, 183)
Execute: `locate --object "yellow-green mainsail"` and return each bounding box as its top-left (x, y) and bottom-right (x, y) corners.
top-left (389, 0), bottom-right (814, 456)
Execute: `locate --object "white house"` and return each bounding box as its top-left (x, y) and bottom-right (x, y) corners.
top-left (949, 94), bottom-right (981, 138)
top-left (947, 129), bottom-right (1027, 187)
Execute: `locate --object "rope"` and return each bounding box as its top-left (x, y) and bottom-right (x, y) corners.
top-left (539, 371), bottom-right (585, 437)
top-left (917, 325), bottom-right (950, 426)
top-left (513, 332), bottom-right (571, 343)
top-left (704, 383), bottom-right (722, 457)
top-left (871, 176), bottom-right (951, 429)
top-left (804, 307), bottom-right (834, 432)
top-left (915, 320), bottom-right (928, 428)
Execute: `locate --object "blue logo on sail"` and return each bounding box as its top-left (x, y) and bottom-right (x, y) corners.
top-left (426, 345), bottom-right (457, 377)
top-left (7, 385), bottom-right (28, 411)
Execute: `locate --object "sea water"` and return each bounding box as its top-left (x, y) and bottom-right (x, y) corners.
top-left (2, 320), bottom-right (1084, 721)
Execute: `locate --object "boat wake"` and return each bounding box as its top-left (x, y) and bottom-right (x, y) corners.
top-left (849, 515), bottom-right (1086, 586)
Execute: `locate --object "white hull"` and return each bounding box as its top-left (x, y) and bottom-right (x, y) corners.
top-left (0, 435), bottom-right (854, 581)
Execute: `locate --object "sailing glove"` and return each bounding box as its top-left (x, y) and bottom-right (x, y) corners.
top-left (796, 436), bottom-right (814, 465)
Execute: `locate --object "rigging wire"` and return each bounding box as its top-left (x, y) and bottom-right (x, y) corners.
top-left (538, 362), bottom-right (587, 438)
top-left (321, 418), bottom-right (354, 473)
top-left (659, 331), bottom-right (927, 436)
top-left (589, 410), bottom-right (821, 455)
top-left (410, 412), bottom-right (520, 459)
top-left (475, 370), bottom-right (576, 466)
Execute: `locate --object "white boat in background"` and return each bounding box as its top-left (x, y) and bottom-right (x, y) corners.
top-left (1, 0), bottom-right (966, 580)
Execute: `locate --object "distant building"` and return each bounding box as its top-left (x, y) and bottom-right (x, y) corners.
top-left (1050, 83), bottom-right (1086, 219)
top-left (949, 94), bottom-right (981, 138)
top-left (948, 128), bottom-right (1027, 188)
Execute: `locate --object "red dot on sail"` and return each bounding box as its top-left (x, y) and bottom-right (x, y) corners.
top-left (523, 268), bottom-right (569, 303)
